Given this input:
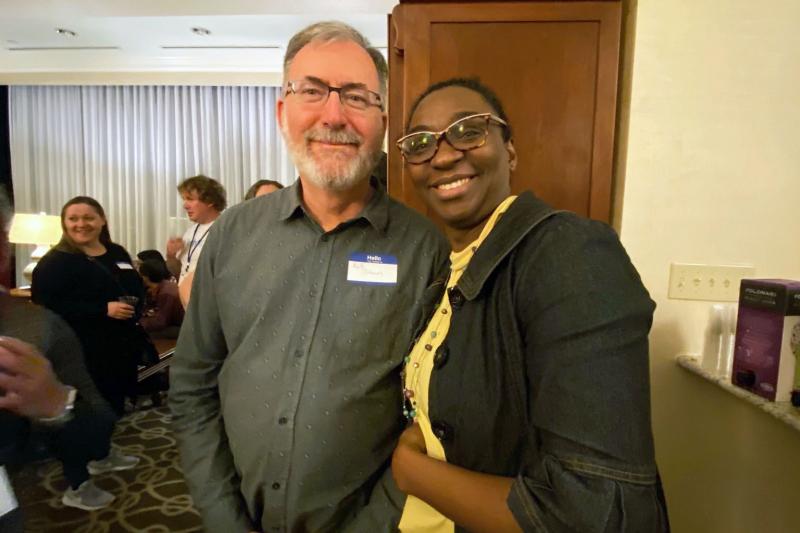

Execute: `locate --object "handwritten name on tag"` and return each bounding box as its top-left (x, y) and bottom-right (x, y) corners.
top-left (347, 253), bottom-right (398, 285)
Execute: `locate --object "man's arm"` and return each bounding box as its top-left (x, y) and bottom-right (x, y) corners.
top-left (165, 237), bottom-right (184, 278)
top-left (341, 464), bottom-right (407, 533)
top-left (41, 310), bottom-right (114, 416)
top-left (169, 223), bottom-right (255, 532)
top-left (178, 271), bottom-right (194, 309)
top-left (0, 337), bottom-right (71, 419)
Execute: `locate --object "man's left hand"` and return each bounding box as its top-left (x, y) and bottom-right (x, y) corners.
top-left (0, 336), bottom-right (69, 419)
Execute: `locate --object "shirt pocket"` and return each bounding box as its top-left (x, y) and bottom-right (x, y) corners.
top-left (327, 283), bottom-right (415, 373)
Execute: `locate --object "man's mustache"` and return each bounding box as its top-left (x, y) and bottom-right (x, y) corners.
top-left (305, 128), bottom-right (362, 147)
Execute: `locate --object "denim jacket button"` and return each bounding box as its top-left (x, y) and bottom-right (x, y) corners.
top-left (448, 288), bottom-right (464, 309)
top-left (431, 421), bottom-right (453, 442)
top-left (433, 346), bottom-right (449, 369)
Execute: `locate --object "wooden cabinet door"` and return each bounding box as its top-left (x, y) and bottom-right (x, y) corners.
top-left (388, 1), bottom-right (621, 222)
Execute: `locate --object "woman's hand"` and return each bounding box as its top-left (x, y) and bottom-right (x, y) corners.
top-left (107, 301), bottom-right (135, 320)
top-left (398, 422), bottom-right (427, 455)
top-left (392, 419), bottom-right (522, 532)
top-left (392, 422), bottom-right (427, 493)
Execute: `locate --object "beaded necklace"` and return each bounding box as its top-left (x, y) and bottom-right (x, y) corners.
top-left (402, 284), bottom-right (458, 419)
top-left (401, 195), bottom-right (517, 420)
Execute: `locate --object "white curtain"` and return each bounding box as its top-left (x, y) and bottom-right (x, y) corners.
top-left (9, 85), bottom-right (296, 286)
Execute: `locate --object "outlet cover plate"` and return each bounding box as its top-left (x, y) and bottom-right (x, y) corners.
top-left (668, 263), bottom-right (755, 302)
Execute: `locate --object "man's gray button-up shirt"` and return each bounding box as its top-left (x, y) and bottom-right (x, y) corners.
top-left (170, 181), bottom-right (449, 533)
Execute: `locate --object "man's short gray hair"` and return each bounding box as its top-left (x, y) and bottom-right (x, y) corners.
top-left (283, 21), bottom-right (388, 102)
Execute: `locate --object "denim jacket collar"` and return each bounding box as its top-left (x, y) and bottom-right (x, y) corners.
top-left (458, 191), bottom-right (562, 300)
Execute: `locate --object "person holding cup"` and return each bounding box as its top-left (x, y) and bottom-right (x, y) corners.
top-left (32, 196), bottom-right (145, 431)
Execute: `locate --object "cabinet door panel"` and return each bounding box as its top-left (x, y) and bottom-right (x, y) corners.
top-left (389, 1), bottom-right (621, 222)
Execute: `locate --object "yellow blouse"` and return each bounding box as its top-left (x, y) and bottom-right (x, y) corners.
top-left (398, 196), bottom-right (518, 533)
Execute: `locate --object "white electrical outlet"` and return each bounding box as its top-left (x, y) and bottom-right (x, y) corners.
top-left (668, 263), bottom-right (755, 302)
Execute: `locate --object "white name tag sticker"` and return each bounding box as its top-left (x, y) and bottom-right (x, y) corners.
top-left (0, 466), bottom-right (18, 517)
top-left (347, 253), bottom-right (398, 285)
top-left (116, 262), bottom-right (134, 270)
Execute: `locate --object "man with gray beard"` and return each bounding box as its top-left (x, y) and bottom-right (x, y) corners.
top-left (170, 21), bottom-right (449, 533)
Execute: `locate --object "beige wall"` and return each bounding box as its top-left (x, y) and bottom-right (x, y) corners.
top-left (619, 1), bottom-right (800, 531)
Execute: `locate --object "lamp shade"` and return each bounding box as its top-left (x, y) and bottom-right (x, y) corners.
top-left (9, 213), bottom-right (62, 245)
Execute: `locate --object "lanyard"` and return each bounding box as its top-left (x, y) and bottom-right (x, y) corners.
top-left (186, 223), bottom-right (211, 265)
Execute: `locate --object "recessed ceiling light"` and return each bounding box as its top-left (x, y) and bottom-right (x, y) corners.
top-left (191, 27), bottom-right (211, 36)
top-left (55, 28), bottom-right (77, 37)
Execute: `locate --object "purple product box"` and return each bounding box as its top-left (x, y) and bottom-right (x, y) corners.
top-left (731, 279), bottom-right (800, 402)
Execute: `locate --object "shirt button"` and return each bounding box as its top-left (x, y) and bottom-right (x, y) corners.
top-left (278, 417), bottom-right (288, 425)
top-left (293, 349), bottom-right (303, 359)
top-left (272, 482), bottom-right (281, 490)
top-left (309, 290), bottom-right (316, 298)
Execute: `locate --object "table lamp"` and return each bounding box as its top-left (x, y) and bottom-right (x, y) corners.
top-left (9, 212), bottom-right (62, 283)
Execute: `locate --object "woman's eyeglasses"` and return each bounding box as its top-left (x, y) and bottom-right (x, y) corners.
top-left (396, 113), bottom-right (508, 164)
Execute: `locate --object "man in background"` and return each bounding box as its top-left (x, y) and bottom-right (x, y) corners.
top-left (166, 175), bottom-right (226, 306)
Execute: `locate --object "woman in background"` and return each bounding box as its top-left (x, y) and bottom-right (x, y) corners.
top-left (136, 249), bottom-right (173, 278)
top-left (244, 179), bottom-right (283, 200)
top-left (391, 79), bottom-right (668, 532)
top-left (32, 197), bottom-right (141, 482)
top-left (139, 258), bottom-right (183, 339)
top-left (0, 189), bottom-right (118, 514)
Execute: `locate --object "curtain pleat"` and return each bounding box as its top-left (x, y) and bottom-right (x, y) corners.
top-left (9, 85), bottom-right (297, 286)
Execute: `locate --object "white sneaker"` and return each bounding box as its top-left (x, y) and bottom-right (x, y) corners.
top-left (62, 480), bottom-right (115, 511)
top-left (87, 448), bottom-right (140, 475)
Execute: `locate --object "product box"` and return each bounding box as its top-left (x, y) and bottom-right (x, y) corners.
top-left (731, 279), bottom-right (800, 402)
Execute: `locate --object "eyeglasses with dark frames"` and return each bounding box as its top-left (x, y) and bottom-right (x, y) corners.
top-left (284, 78), bottom-right (384, 111)
top-left (396, 113), bottom-right (508, 164)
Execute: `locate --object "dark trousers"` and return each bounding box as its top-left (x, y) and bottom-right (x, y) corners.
top-left (0, 507), bottom-right (24, 533)
top-left (0, 507), bottom-right (23, 533)
top-left (87, 360), bottom-right (137, 417)
top-left (44, 405), bottom-right (115, 489)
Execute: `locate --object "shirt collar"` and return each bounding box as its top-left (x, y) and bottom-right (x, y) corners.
top-left (277, 177), bottom-right (390, 235)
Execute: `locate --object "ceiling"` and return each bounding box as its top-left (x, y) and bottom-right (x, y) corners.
top-left (0, 0), bottom-right (396, 79)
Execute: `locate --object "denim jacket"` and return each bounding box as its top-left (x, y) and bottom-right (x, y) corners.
top-left (411, 192), bottom-right (669, 532)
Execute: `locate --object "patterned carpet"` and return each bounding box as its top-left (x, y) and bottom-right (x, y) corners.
top-left (10, 406), bottom-right (203, 533)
